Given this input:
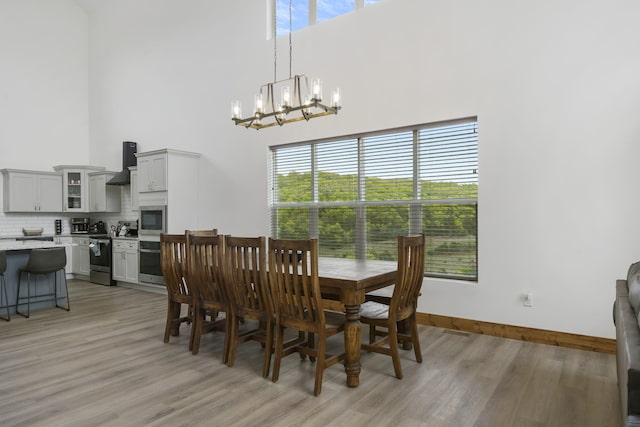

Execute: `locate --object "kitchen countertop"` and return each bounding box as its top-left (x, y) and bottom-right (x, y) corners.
top-left (0, 239), bottom-right (75, 251)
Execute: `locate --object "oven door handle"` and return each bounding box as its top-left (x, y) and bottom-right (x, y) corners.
top-left (140, 249), bottom-right (161, 254)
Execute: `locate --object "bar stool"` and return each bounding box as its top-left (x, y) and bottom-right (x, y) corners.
top-left (0, 251), bottom-right (10, 321)
top-left (16, 247), bottom-right (70, 318)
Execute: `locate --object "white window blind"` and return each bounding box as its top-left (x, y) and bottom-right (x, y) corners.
top-left (269, 118), bottom-right (478, 281)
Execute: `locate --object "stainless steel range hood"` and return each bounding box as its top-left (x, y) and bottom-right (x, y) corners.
top-left (107, 141), bottom-right (137, 186)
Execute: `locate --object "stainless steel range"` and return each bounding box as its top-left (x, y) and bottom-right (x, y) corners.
top-left (88, 221), bottom-right (115, 286)
top-left (89, 236), bottom-right (114, 286)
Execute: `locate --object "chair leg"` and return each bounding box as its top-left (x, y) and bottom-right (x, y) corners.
top-left (191, 307), bottom-right (203, 355)
top-left (222, 314), bottom-right (231, 364)
top-left (262, 318), bottom-right (273, 378)
top-left (388, 321), bottom-right (403, 379)
top-left (16, 272), bottom-right (30, 318)
top-left (225, 314), bottom-right (238, 367)
top-left (54, 269), bottom-right (70, 311)
top-left (308, 332), bottom-right (316, 362)
top-left (313, 333), bottom-right (326, 396)
top-left (164, 300), bottom-right (177, 343)
top-left (0, 275), bottom-right (9, 321)
top-left (271, 325), bottom-right (284, 383)
top-left (410, 314), bottom-right (422, 363)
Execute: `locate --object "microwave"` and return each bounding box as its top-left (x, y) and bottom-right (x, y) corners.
top-left (139, 205), bottom-right (167, 236)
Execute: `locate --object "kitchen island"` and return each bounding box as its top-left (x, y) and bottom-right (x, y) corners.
top-left (1, 239), bottom-right (74, 316)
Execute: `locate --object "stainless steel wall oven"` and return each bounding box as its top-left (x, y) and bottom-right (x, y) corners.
top-left (139, 240), bottom-right (164, 285)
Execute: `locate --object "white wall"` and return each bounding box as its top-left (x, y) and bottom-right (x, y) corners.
top-left (0, 0), bottom-right (91, 235)
top-left (5, 0), bottom-right (640, 339)
top-left (0, 0), bottom-right (89, 169)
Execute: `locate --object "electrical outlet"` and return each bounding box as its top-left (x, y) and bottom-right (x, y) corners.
top-left (523, 292), bottom-right (533, 307)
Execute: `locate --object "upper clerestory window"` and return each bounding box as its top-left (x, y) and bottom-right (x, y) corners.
top-left (274, 0), bottom-right (382, 37)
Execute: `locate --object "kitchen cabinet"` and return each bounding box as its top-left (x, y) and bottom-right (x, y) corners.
top-left (88, 171), bottom-right (121, 212)
top-left (53, 166), bottom-right (105, 213)
top-left (137, 152), bottom-right (167, 192)
top-left (54, 236), bottom-right (74, 278)
top-left (112, 239), bottom-right (139, 284)
top-left (129, 166), bottom-right (139, 211)
top-left (72, 236), bottom-right (91, 277)
top-left (1, 169), bottom-right (63, 212)
top-left (135, 149), bottom-right (200, 234)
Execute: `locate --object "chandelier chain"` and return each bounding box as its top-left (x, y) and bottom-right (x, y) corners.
top-left (289, 0), bottom-right (292, 79)
top-left (273, 0), bottom-right (277, 83)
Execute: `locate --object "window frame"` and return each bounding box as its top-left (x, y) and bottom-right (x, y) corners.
top-left (269, 117), bottom-right (478, 282)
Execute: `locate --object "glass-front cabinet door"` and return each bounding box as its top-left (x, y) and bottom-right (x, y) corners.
top-left (54, 166), bottom-right (105, 213)
top-left (66, 171), bottom-right (82, 210)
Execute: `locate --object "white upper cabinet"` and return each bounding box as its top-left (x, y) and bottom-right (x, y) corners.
top-left (137, 152), bottom-right (167, 192)
top-left (53, 165), bottom-right (105, 213)
top-left (88, 171), bottom-right (122, 212)
top-left (1, 169), bottom-right (63, 212)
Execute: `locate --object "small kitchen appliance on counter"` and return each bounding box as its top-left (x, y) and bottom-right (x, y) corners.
top-left (70, 217), bottom-right (90, 234)
top-left (89, 221), bottom-right (107, 236)
top-left (115, 220), bottom-right (138, 238)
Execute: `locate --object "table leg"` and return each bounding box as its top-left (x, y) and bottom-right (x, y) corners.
top-left (398, 319), bottom-right (413, 350)
top-left (344, 303), bottom-right (361, 387)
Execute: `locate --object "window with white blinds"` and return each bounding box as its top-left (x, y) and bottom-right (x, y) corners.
top-left (269, 118), bottom-right (478, 281)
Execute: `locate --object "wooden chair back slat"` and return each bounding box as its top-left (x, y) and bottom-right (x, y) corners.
top-left (160, 233), bottom-right (191, 345)
top-left (160, 234), bottom-right (189, 297)
top-left (267, 238), bottom-right (322, 330)
top-left (390, 234), bottom-right (425, 321)
top-left (225, 236), bottom-right (267, 315)
top-left (186, 233), bottom-right (226, 307)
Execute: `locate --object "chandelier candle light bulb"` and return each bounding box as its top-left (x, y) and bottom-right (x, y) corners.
top-left (231, 100), bottom-right (242, 119)
top-left (281, 86), bottom-right (291, 107)
top-left (331, 88), bottom-right (341, 109)
top-left (254, 94), bottom-right (264, 115)
top-left (311, 78), bottom-right (322, 101)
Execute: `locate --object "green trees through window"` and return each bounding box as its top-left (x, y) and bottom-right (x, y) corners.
top-left (270, 119), bottom-right (478, 281)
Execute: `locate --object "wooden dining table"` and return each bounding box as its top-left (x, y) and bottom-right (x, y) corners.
top-left (317, 257), bottom-right (397, 388)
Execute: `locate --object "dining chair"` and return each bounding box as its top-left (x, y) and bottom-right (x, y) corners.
top-left (160, 233), bottom-right (191, 345)
top-left (267, 238), bottom-right (346, 396)
top-left (359, 234), bottom-right (425, 379)
top-left (185, 231), bottom-right (228, 358)
top-left (223, 236), bottom-right (273, 377)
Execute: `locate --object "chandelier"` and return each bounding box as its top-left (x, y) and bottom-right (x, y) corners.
top-left (231, 1), bottom-right (341, 130)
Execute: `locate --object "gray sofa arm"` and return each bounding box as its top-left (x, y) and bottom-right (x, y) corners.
top-left (616, 289), bottom-right (640, 419)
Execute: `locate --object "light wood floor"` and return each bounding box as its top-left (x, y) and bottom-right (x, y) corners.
top-left (0, 280), bottom-right (620, 427)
